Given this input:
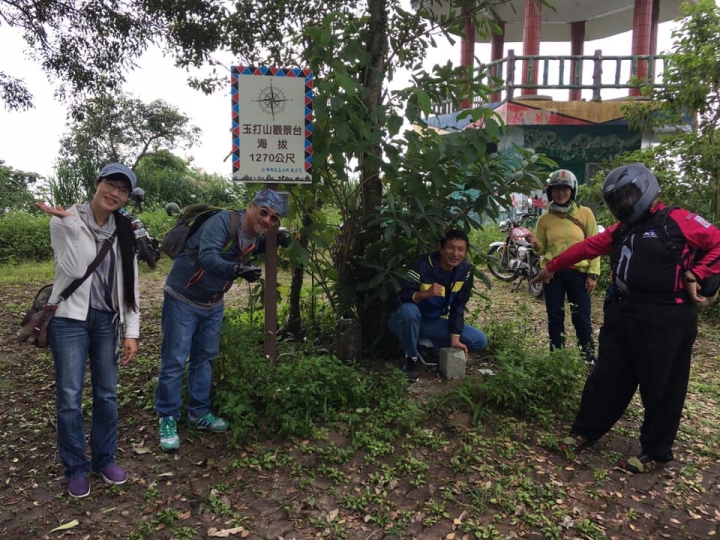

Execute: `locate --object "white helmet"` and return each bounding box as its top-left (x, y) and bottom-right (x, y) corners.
top-left (546, 169), bottom-right (578, 202)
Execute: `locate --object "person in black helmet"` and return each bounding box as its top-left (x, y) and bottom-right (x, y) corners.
top-left (129, 187), bottom-right (145, 212)
top-left (525, 169), bottom-right (600, 367)
top-left (165, 202), bottom-right (180, 216)
top-left (533, 163), bottom-right (720, 474)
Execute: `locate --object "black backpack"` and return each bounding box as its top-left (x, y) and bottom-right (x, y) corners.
top-left (160, 204), bottom-right (241, 259)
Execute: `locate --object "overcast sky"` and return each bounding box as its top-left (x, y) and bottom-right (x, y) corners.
top-left (0, 18), bottom-right (679, 180)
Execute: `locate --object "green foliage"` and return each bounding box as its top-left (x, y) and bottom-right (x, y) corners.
top-left (622, 0), bottom-right (720, 222)
top-left (0, 211), bottom-right (53, 264)
top-left (579, 144), bottom-right (718, 225)
top-left (47, 160), bottom-right (95, 208)
top-left (213, 307), bottom-right (416, 441)
top-left (0, 161), bottom-right (41, 214)
top-left (285, 10), bottom-right (552, 334)
top-left (134, 151), bottom-right (245, 209)
top-left (1, 0), bottom-right (228, 110)
top-left (53, 91), bottom-right (202, 199)
top-left (435, 315), bottom-right (585, 426)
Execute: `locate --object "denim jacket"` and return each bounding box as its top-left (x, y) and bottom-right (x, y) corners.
top-left (165, 210), bottom-right (257, 304)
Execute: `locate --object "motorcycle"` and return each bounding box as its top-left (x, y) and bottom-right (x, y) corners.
top-left (128, 213), bottom-right (160, 269)
top-left (487, 213), bottom-right (544, 298)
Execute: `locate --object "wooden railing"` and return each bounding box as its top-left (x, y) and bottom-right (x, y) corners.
top-left (432, 49), bottom-right (666, 115)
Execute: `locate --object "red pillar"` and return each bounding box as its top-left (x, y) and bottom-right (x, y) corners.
top-left (461, 6), bottom-right (476, 109)
top-left (521, 0), bottom-right (541, 96)
top-left (630, 0), bottom-right (653, 96)
top-left (649, 0), bottom-right (660, 81)
top-left (490, 21), bottom-right (505, 103)
top-left (650, 0), bottom-right (660, 54)
top-left (569, 21), bottom-right (585, 101)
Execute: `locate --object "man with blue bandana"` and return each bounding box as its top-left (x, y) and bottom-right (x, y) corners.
top-left (155, 189), bottom-right (288, 451)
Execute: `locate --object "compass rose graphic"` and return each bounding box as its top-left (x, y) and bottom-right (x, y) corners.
top-left (253, 80), bottom-right (290, 120)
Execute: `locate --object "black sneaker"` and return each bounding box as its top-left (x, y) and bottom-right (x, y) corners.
top-left (417, 344), bottom-right (438, 366)
top-left (403, 356), bottom-right (420, 382)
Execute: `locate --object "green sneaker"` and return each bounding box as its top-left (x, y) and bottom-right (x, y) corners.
top-left (187, 413), bottom-right (229, 433)
top-left (159, 417), bottom-right (180, 452)
top-left (617, 454), bottom-right (664, 474)
top-left (558, 433), bottom-right (593, 453)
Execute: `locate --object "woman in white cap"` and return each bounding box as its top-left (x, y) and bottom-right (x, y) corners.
top-left (36, 163), bottom-right (140, 498)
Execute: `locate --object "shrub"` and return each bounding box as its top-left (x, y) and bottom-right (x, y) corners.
top-left (213, 307), bottom-right (416, 442)
top-left (434, 315), bottom-right (585, 427)
top-left (0, 211), bottom-right (52, 264)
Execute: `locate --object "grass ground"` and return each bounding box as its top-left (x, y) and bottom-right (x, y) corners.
top-left (0, 259), bottom-right (719, 539)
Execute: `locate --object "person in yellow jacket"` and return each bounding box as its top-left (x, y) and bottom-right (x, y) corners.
top-left (525, 169), bottom-right (600, 366)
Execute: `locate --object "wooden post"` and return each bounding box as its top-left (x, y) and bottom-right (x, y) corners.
top-left (264, 183), bottom-right (278, 361)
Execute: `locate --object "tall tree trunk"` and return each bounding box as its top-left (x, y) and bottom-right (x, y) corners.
top-left (281, 203), bottom-right (316, 338)
top-left (358, 0), bottom-right (387, 241)
top-left (282, 266), bottom-right (305, 338)
top-left (355, 0), bottom-right (389, 347)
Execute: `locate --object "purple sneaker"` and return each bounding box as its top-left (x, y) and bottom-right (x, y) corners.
top-left (67, 476), bottom-right (90, 498)
top-left (96, 465), bottom-right (127, 485)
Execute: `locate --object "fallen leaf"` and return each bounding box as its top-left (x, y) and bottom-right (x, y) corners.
top-left (207, 526), bottom-right (245, 537)
top-left (131, 441), bottom-right (152, 455)
top-left (48, 520), bottom-right (80, 533)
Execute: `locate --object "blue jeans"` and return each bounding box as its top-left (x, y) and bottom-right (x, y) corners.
top-left (387, 303), bottom-right (487, 358)
top-left (49, 309), bottom-right (120, 480)
top-left (543, 268), bottom-right (594, 357)
top-left (155, 292), bottom-right (224, 421)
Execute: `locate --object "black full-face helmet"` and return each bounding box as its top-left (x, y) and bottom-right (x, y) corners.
top-left (602, 163), bottom-right (660, 225)
top-left (546, 169), bottom-right (578, 202)
top-left (130, 187), bottom-right (145, 205)
top-left (165, 202), bottom-right (180, 216)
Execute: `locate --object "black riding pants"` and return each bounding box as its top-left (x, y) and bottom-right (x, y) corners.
top-left (571, 298), bottom-right (697, 462)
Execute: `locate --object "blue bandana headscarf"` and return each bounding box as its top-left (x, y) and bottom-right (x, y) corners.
top-left (253, 189), bottom-right (286, 216)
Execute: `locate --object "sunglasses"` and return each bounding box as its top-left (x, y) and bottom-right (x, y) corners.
top-left (258, 207), bottom-right (280, 223)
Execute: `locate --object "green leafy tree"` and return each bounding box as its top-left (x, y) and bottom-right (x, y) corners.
top-left (135, 150), bottom-right (245, 209)
top-left (623, 0), bottom-right (720, 222)
top-left (221, 0), bottom-right (551, 342)
top-left (60, 92), bottom-right (201, 170)
top-left (50, 92), bottom-right (201, 205)
top-left (0, 160), bottom-right (41, 213)
top-left (0, 0), bottom-right (228, 110)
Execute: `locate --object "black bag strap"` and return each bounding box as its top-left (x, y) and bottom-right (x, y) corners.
top-left (56, 232), bottom-right (118, 302)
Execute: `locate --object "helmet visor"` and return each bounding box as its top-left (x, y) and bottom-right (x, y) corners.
top-left (604, 182), bottom-right (641, 221)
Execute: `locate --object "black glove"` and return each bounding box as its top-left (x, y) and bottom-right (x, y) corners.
top-left (232, 264), bottom-right (262, 282)
top-left (251, 229), bottom-right (291, 255)
top-left (277, 227), bottom-right (291, 248)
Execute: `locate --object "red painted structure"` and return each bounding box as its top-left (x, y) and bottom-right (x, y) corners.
top-left (451, 0), bottom-right (685, 101)
top-left (521, 0), bottom-right (541, 96)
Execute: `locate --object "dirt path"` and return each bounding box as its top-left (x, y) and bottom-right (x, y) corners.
top-left (0, 268), bottom-right (719, 539)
